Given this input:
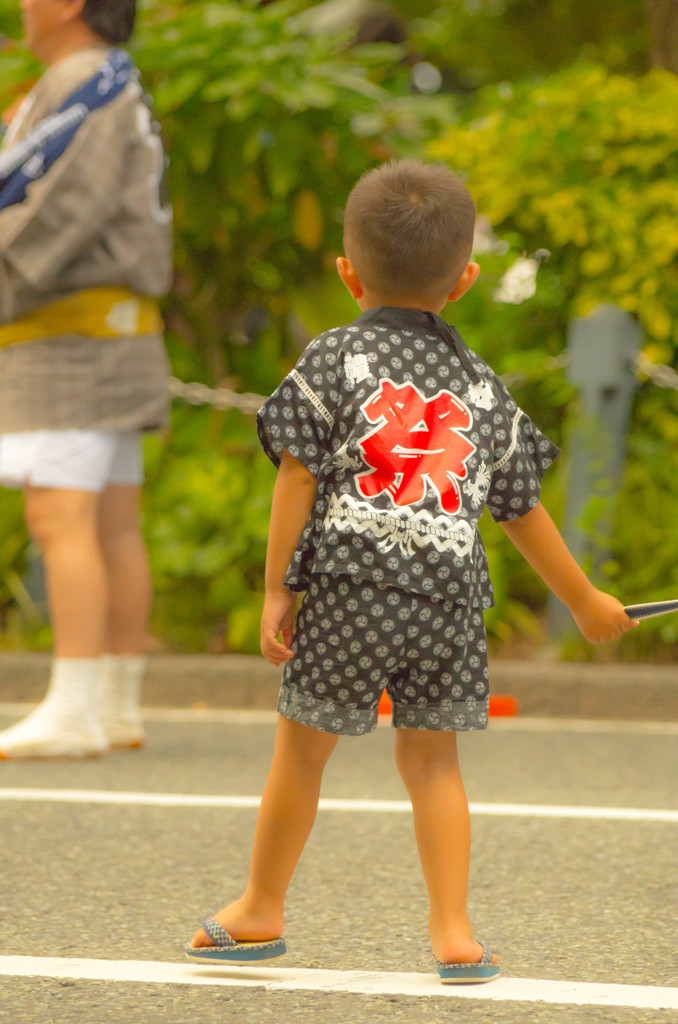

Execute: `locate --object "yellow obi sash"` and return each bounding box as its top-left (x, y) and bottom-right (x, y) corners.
top-left (0, 287), bottom-right (164, 348)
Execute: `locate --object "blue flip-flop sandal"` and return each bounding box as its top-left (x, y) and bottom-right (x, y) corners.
top-left (437, 942), bottom-right (500, 984)
top-left (185, 916), bottom-right (287, 964)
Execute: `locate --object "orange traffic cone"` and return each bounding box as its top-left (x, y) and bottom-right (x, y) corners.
top-left (378, 691), bottom-right (517, 718)
top-left (489, 695), bottom-right (518, 717)
top-left (378, 691), bottom-right (392, 717)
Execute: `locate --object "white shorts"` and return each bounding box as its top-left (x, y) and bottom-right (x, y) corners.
top-left (0, 430), bottom-right (144, 492)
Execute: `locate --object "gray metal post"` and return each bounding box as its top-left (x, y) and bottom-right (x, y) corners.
top-left (548, 304), bottom-right (642, 640)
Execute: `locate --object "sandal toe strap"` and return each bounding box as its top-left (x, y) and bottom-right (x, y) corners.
top-left (201, 917), bottom-right (236, 948)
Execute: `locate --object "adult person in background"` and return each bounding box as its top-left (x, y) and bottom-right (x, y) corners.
top-left (0, 0), bottom-right (172, 758)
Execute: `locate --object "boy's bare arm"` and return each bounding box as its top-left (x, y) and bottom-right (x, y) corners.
top-left (261, 449), bottom-right (317, 665)
top-left (499, 502), bottom-right (637, 643)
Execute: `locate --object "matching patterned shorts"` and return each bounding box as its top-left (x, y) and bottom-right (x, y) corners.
top-left (279, 574), bottom-right (490, 736)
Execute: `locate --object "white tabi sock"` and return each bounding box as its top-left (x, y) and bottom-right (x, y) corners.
top-left (0, 657), bottom-right (108, 759)
top-left (98, 653), bottom-right (147, 748)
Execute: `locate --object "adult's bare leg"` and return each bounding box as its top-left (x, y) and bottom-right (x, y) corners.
top-left (0, 486), bottom-right (108, 757)
top-left (26, 485), bottom-right (107, 656)
top-left (97, 484), bottom-right (151, 654)
top-left (97, 484), bottom-right (152, 747)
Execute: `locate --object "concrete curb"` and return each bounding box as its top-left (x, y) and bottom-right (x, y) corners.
top-left (0, 652), bottom-right (676, 720)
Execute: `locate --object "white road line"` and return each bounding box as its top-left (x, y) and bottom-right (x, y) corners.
top-left (1, 702), bottom-right (677, 733)
top-left (0, 956), bottom-right (677, 1010)
top-left (0, 703), bottom-right (277, 725)
top-left (488, 717), bottom-right (678, 735)
top-left (0, 787), bottom-right (676, 822)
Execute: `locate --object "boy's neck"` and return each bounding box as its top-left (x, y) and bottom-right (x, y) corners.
top-left (356, 293), bottom-right (447, 315)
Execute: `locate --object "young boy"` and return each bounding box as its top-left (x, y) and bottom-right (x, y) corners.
top-left (186, 160), bottom-right (635, 983)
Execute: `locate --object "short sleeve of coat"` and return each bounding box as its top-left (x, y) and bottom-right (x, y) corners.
top-left (485, 376), bottom-right (560, 523)
top-left (256, 333), bottom-right (342, 477)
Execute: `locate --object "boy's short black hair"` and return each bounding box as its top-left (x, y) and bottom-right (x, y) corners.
top-left (81, 0), bottom-right (136, 45)
top-left (343, 159), bottom-right (476, 300)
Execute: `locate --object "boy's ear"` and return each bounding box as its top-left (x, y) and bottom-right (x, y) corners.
top-left (62, 0), bottom-right (88, 24)
top-left (447, 262), bottom-right (480, 302)
top-left (336, 256), bottom-right (363, 300)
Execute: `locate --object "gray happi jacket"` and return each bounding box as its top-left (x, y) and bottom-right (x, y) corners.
top-left (0, 47), bottom-right (173, 433)
top-left (258, 307), bottom-right (560, 609)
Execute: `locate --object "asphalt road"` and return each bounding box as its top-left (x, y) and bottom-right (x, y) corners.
top-left (0, 709), bottom-right (677, 1024)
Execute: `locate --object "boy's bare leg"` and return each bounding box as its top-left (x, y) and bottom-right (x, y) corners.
top-left (191, 715), bottom-right (338, 946)
top-left (97, 484), bottom-right (151, 653)
top-left (395, 729), bottom-right (497, 965)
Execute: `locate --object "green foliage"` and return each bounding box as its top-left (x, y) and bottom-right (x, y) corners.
top-left (432, 63), bottom-right (678, 660)
top-left (431, 64), bottom-right (678, 351)
top-left (398, 0), bottom-right (651, 87)
top-left (130, 0), bottom-right (453, 391)
top-left (1, 0), bottom-right (454, 390)
top-left (141, 403), bottom-right (275, 653)
top-left (0, 490), bottom-right (31, 642)
top-left (1, 2), bottom-right (677, 659)
top-left (589, 386), bottom-right (678, 661)
top-left (0, 0), bottom-right (454, 652)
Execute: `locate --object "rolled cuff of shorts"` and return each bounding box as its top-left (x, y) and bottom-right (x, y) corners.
top-left (392, 698), bottom-right (489, 732)
top-left (278, 680), bottom-right (378, 736)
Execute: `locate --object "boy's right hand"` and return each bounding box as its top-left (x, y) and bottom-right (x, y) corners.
top-left (260, 591), bottom-right (297, 665)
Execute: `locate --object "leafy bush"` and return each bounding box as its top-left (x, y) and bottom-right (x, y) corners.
top-left (430, 64), bottom-right (678, 352)
top-left (141, 403), bottom-right (275, 653)
top-left (431, 64), bottom-right (678, 660)
top-left (0, 0), bottom-right (457, 651)
top-left (133, 0), bottom-right (453, 392)
top-left (399, 0), bottom-right (651, 87)
top-left (1, 3), bottom-right (676, 660)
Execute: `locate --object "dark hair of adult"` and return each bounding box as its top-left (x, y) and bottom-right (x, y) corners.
top-left (343, 159), bottom-right (476, 300)
top-left (81, 0), bottom-right (136, 46)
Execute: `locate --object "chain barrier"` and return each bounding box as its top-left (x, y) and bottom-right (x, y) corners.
top-left (168, 352), bottom-right (678, 413)
top-left (167, 376), bottom-right (264, 414)
top-left (634, 352), bottom-right (678, 392)
top-left (499, 354), bottom-right (569, 389)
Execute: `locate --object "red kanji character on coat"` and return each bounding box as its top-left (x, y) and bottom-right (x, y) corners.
top-left (357, 380), bottom-right (476, 514)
